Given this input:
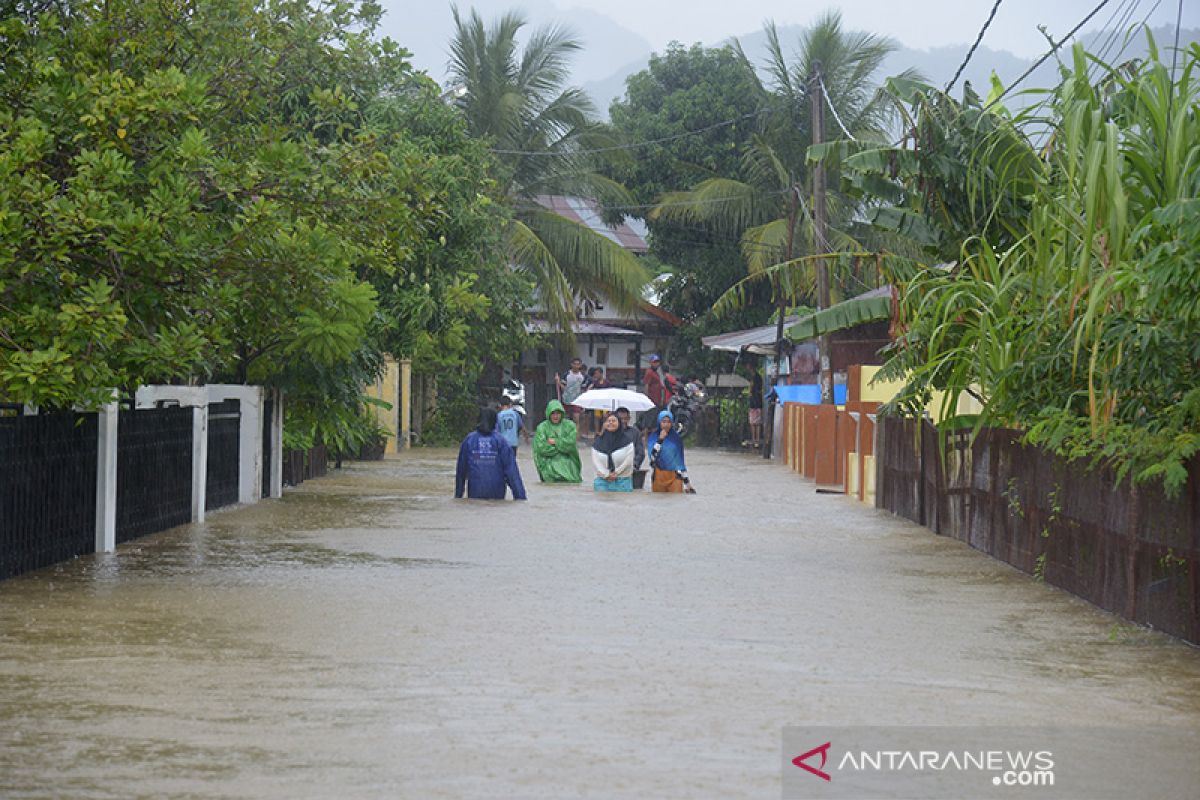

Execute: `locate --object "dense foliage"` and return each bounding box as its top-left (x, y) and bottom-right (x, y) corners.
top-left (605, 43), bottom-right (767, 374)
top-left (0, 0), bottom-right (523, 449)
top-left (612, 14), bottom-right (908, 373)
top-left (852, 37), bottom-right (1200, 491)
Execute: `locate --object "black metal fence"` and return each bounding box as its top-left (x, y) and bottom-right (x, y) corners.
top-left (116, 407), bottom-right (193, 543)
top-left (206, 399), bottom-right (240, 510)
top-left (877, 416), bottom-right (1200, 645)
top-left (0, 413), bottom-right (98, 580)
top-left (712, 395), bottom-right (750, 448)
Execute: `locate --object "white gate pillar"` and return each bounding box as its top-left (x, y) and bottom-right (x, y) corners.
top-left (206, 384), bottom-right (264, 505)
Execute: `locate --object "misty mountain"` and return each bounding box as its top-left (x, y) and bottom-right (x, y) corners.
top-left (584, 24), bottom-right (1199, 117)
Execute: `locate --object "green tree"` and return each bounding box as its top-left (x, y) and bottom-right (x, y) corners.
top-left (0, 0), bottom-right (529, 453)
top-left (864, 36), bottom-right (1200, 492)
top-left (605, 43), bottom-right (768, 373)
top-left (447, 6), bottom-right (650, 332)
top-left (653, 12), bottom-right (908, 333)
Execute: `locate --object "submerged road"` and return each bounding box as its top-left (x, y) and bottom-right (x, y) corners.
top-left (2, 447), bottom-right (1200, 798)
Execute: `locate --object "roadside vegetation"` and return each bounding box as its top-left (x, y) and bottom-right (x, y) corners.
top-left (3, 1), bottom-right (1195, 484)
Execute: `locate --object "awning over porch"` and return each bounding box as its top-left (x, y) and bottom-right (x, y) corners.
top-left (700, 317), bottom-right (802, 356)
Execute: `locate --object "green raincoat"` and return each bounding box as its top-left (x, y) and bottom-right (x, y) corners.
top-left (533, 399), bottom-right (582, 483)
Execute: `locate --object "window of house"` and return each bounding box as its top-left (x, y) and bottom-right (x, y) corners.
top-left (536, 348), bottom-right (546, 363)
top-left (626, 349), bottom-right (638, 365)
top-left (596, 346), bottom-right (608, 365)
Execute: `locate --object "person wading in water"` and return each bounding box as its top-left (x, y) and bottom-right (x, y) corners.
top-left (454, 408), bottom-right (527, 500)
top-left (532, 399), bottom-right (582, 483)
top-left (646, 409), bottom-right (696, 494)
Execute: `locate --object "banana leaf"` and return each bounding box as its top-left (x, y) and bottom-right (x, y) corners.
top-left (786, 287), bottom-right (893, 341)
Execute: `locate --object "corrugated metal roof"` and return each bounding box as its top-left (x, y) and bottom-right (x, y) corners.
top-left (701, 317), bottom-right (802, 355)
top-left (534, 195), bottom-right (649, 253)
top-left (526, 320), bottom-right (643, 336)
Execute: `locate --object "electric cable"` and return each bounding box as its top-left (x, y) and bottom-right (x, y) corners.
top-left (818, 74), bottom-right (858, 141)
top-left (945, 0), bottom-right (1005, 93)
top-left (1087, 0), bottom-right (1143, 81)
top-left (984, 0), bottom-right (1116, 110)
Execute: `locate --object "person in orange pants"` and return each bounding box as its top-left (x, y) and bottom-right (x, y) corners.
top-left (646, 409), bottom-right (696, 494)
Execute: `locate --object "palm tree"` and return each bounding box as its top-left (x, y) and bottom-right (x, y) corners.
top-left (447, 6), bottom-right (650, 332)
top-left (653, 11), bottom-right (915, 312)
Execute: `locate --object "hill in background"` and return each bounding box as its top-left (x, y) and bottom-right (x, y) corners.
top-left (584, 24), bottom-right (1199, 117)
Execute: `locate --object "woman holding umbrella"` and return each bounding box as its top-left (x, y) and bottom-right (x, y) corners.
top-left (590, 412), bottom-right (636, 492)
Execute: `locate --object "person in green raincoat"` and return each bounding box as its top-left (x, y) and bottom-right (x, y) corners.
top-left (533, 399), bottom-right (582, 483)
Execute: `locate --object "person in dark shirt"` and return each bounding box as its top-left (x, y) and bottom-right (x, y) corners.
top-left (455, 408), bottom-right (527, 500)
top-left (748, 370), bottom-right (764, 448)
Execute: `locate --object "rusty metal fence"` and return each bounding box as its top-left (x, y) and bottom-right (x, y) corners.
top-left (282, 445), bottom-right (328, 487)
top-left (876, 417), bottom-right (1200, 644)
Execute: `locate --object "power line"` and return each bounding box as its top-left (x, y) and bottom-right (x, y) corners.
top-left (1109, 0), bottom-right (1163, 66)
top-left (818, 74), bottom-right (858, 141)
top-left (946, 0), bottom-right (1005, 93)
top-left (985, 0), bottom-right (1117, 110)
top-left (1087, 0), bottom-right (1142, 80)
top-left (1163, 0), bottom-right (1185, 165)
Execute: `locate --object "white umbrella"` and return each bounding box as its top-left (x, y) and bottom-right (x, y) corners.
top-left (572, 387), bottom-right (656, 412)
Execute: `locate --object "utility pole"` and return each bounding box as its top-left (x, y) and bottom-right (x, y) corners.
top-left (810, 63), bottom-right (834, 405)
top-left (762, 186), bottom-right (799, 461)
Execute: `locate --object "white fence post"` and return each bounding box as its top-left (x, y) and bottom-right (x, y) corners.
top-left (94, 401), bottom-right (118, 553)
top-left (191, 404), bottom-right (209, 522)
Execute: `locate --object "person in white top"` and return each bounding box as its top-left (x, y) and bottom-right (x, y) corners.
top-left (590, 412), bottom-right (636, 492)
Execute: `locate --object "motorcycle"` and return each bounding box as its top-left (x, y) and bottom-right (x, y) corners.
top-left (667, 379), bottom-right (707, 439)
top-left (500, 376), bottom-right (527, 417)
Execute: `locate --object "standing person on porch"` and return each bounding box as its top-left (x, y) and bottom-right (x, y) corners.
top-left (555, 357), bottom-right (587, 430)
top-left (582, 366), bottom-right (612, 439)
top-left (748, 369), bottom-right (764, 449)
top-left (647, 409), bottom-right (696, 494)
top-left (454, 408), bottom-right (527, 500)
top-left (642, 354), bottom-right (671, 407)
top-left (641, 353), bottom-right (674, 431)
top-left (532, 399), bottom-right (582, 483)
top-left (590, 412), bottom-right (635, 492)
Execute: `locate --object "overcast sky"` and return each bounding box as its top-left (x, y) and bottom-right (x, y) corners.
top-left (381, 0), bottom-right (1198, 83)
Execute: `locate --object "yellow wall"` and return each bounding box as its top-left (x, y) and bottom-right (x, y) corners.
top-left (859, 365), bottom-right (984, 422)
top-left (364, 355), bottom-right (401, 454)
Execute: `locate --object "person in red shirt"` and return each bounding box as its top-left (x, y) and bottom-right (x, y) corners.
top-left (642, 354), bottom-right (671, 407)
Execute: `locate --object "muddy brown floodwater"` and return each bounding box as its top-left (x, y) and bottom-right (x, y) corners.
top-left (2, 447), bottom-right (1199, 798)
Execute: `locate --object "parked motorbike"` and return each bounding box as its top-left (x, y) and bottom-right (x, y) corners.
top-left (501, 376), bottom-right (527, 417)
top-left (667, 380), bottom-right (707, 439)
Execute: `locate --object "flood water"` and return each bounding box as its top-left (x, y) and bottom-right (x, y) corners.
top-left (2, 447), bottom-right (1199, 798)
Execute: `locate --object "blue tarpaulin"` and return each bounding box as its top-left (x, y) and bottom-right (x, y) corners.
top-left (772, 383), bottom-right (847, 405)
